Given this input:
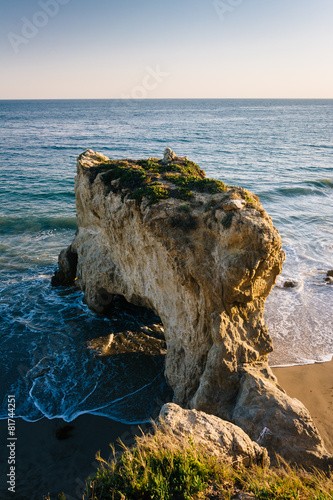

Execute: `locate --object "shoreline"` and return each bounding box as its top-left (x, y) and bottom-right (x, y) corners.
top-left (272, 359), bottom-right (333, 454)
top-left (0, 360), bottom-right (332, 499)
top-left (270, 354), bottom-right (333, 369)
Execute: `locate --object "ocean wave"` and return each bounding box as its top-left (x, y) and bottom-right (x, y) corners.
top-left (306, 178), bottom-right (333, 189)
top-left (0, 216), bottom-right (77, 234)
top-left (39, 145), bottom-right (85, 151)
top-left (266, 269), bottom-right (333, 367)
top-left (270, 353), bottom-right (333, 369)
top-left (0, 272), bottom-right (172, 423)
top-left (276, 186), bottom-right (323, 197)
top-left (0, 189), bottom-right (75, 199)
top-left (303, 144), bottom-right (333, 150)
top-left (260, 186), bottom-right (323, 200)
top-left (0, 370), bottom-right (172, 424)
top-left (259, 178), bottom-right (333, 201)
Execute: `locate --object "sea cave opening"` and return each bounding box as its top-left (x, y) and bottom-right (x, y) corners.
top-left (86, 293), bottom-right (174, 422)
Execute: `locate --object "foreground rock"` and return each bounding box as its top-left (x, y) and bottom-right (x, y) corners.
top-left (53, 149), bottom-right (332, 467)
top-left (159, 403), bottom-right (269, 467)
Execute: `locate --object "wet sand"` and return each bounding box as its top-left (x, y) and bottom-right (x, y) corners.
top-left (0, 414), bottom-right (146, 500)
top-left (273, 359), bottom-right (333, 454)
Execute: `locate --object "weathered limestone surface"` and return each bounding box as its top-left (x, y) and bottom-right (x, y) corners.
top-left (55, 149), bottom-right (332, 467)
top-left (159, 403), bottom-right (269, 467)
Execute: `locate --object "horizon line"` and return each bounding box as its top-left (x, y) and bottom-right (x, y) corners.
top-left (1, 97), bottom-right (333, 101)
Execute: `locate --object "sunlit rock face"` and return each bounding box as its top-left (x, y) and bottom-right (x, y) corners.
top-left (88, 326), bottom-right (166, 357)
top-left (159, 403), bottom-right (270, 468)
top-left (54, 149), bottom-right (332, 467)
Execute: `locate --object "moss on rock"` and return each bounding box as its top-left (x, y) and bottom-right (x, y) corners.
top-left (90, 150), bottom-right (227, 205)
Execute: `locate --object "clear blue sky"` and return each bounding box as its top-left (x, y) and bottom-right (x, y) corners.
top-left (1, 0), bottom-right (332, 98)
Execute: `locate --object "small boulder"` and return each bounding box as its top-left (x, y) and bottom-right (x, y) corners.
top-left (159, 403), bottom-right (269, 468)
top-left (223, 199), bottom-right (246, 211)
top-left (326, 270), bottom-right (333, 277)
top-left (162, 147), bottom-right (176, 165)
top-left (283, 280), bottom-right (298, 288)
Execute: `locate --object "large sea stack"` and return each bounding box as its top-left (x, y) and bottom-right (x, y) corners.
top-left (53, 148), bottom-right (332, 467)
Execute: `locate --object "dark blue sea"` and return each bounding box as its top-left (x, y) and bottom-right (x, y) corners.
top-left (1, 99), bottom-right (332, 423)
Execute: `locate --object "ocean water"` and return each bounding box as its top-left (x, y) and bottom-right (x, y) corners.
top-left (0, 99), bottom-right (332, 423)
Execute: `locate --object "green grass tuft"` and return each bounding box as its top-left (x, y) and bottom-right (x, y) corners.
top-left (81, 425), bottom-right (333, 500)
top-left (131, 185), bottom-right (170, 205)
top-left (244, 194), bottom-right (256, 206)
top-left (179, 204), bottom-right (191, 213)
top-left (84, 432), bottom-right (211, 499)
top-left (162, 173), bottom-right (226, 195)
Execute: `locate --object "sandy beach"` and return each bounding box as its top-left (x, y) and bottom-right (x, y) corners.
top-left (1, 360), bottom-right (332, 499)
top-left (0, 414), bottom-right (146, 500)
top-left (273, 359), bottom-right (333, 454)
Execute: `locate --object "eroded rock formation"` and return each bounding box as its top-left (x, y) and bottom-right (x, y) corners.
top-left (54, 149), bottom-right (332, 467)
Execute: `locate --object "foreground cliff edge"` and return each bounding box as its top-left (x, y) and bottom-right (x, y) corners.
top-left (53, 148), bottom-right (332, 468)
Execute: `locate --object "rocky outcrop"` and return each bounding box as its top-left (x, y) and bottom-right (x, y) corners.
top-left (159, 403), bottom-right (269, 467)
top-left (51, 244), bottom-right (77, 286)
top-left (53, 149), bottom-right (332, 467)
top-left (325, 270), bottom-right (333, 284)
top-left (232, 365), bottom-right (330, 468)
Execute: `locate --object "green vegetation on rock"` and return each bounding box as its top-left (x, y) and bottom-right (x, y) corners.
top-left (91, 155), bottom-right (227, 205)
top-left (131, 184), bottom-right (170, 205)
top-left (162, 172), bottom-right (226, 195)
top-left (244, 194), bottom-right (256, 206)
top-left (179, 204), bottom-right (191, 213)
top-left (80, 425), bottom-right (333, 500)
